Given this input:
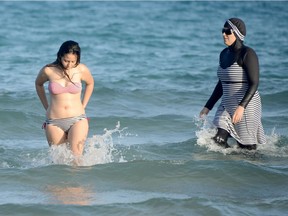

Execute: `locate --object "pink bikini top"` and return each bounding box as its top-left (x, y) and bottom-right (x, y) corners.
top-left (48, 82), bottom-right (82, 95)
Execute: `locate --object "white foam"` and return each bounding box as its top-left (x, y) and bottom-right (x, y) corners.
top-left (194, 115), bottom-right (288, 157)
top-left (49, 121), bottom-right (129, 166)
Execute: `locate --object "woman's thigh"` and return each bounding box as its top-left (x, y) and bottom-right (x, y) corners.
top-left (45, 124), bottom-right (67, 145)
top-left (68, 119), bottom-right (89, 156)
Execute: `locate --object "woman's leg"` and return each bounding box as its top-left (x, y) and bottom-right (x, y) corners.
top-left (67, 118), bottom-right (89, 157)
top-left (45, 124), bottom-right (67, 146)
top-left (237, 142), bottom-right (257, 150)
top-left (213, 128), bottom-right (230, 148)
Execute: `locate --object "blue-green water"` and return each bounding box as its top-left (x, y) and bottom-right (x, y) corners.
top-left (1, 1), bottom-right (288, 215)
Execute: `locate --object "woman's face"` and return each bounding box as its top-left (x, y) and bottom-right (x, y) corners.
top-left (60, 53), bottom-right (78, 70)
top-left (222, 28), bottom-right (236, 46)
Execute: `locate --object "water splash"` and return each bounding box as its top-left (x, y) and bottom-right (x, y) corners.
top-left (49, 121), bottom-right (129, 166)
top-left (194, 115), bottom-right (288, 157)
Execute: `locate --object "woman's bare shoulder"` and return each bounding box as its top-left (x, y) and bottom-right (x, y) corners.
top-left (40, 64), bottom-right (54, 74)
top-left (77, 63), bottom-right (89, 71)
top-left (77, 63), bottom-right (92, 76)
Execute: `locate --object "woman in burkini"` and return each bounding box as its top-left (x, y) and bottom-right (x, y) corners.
top-left (35, 40), bottom-right (94, 157)
top-left (199, 18), bottom-right (266, 150)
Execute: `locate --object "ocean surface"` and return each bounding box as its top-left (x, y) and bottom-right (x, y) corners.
top-left (0, 1), bottom-right (288, 215)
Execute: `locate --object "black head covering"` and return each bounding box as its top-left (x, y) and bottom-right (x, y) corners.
top-left (225, 18), bottom-right (246, 41)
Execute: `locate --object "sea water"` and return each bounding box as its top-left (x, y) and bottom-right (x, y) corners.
top-left (1, 1), bottom-right (288, 215)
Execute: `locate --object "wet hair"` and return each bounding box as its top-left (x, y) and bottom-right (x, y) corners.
top-left (47, 40), bottom-right (81, 83)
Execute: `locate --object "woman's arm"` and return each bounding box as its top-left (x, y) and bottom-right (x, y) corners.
top-left (80, 64), bottom-right (94, 109)
top-left (35, 67), bottom-right (49, 110)
top-left (232, 47), bottom-right (259, 123)
top-left (199, 80), bottom-right (223, 117)
top-left (239, 47), bottom-right (259, 108)
top-left (204, 80), bottom-right (223, 110)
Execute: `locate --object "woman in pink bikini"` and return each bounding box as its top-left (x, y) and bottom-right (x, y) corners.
top-left (35, 40), bottom-right (94, 157)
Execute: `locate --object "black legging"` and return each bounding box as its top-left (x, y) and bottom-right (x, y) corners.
top-left (214, 128), bottom-right (257, 150)
top-left (213, 128), bottom-right (230, 148)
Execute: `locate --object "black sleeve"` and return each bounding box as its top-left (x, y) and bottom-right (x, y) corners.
top-left (239, 47), bottom-right (259, 108)
top-left (204, 80), bottom-right (223, 110)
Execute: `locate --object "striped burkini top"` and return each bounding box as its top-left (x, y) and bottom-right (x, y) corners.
top-left (213, 62), bottom-right (266, 145)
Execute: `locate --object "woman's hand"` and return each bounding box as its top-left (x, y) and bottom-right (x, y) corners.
top-left (199, 107), bottom-right (210, 118)
top-left (232, 105), bottom-right (244, 124)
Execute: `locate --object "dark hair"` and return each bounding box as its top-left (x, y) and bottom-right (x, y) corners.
top-left (56, 40), bottom-right (81, 66)
top-left (47, 40), bottom-right (81, 83)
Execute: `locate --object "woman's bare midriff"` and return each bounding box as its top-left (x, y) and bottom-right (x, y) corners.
top-left (47, 93), bottom-right (85, 119)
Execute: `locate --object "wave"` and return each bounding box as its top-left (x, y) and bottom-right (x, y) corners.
top-left (2, 195), bottom-right (288, 216)
top-left (1, 121), bottom-right (288, 170)
top-left (194, 115), bottom-right (288, 159)
top-left (262, 90), bottom-right (288, 105)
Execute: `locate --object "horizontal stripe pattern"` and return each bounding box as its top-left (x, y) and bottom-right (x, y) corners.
top-left (213, 63), bottom-right (266, 145)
